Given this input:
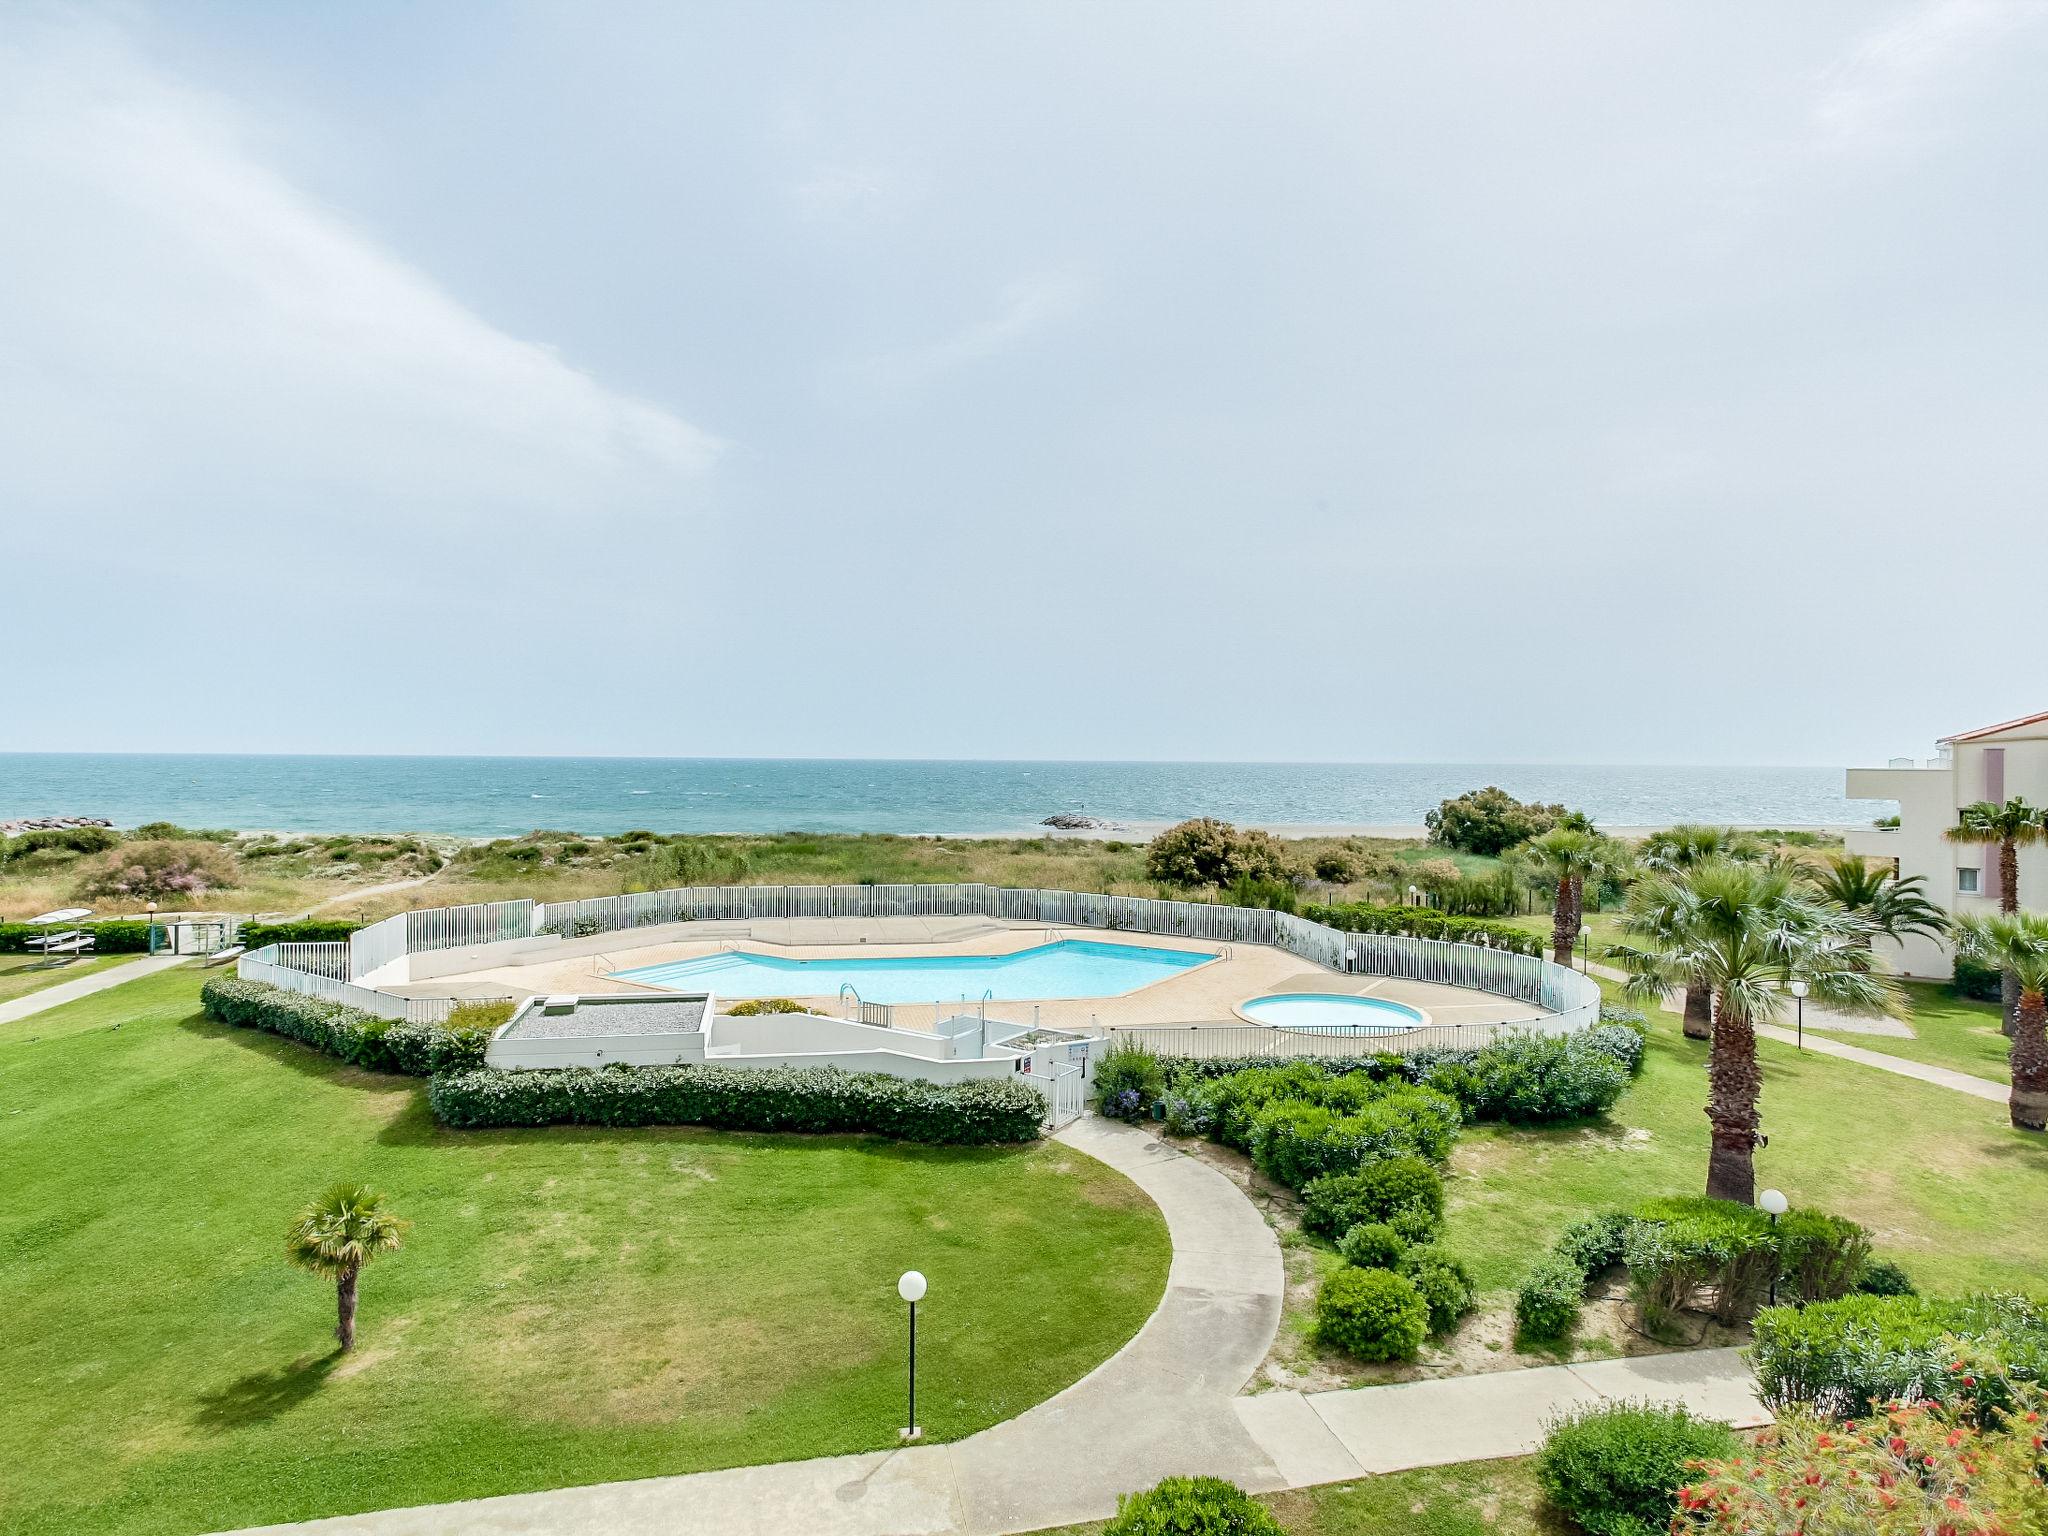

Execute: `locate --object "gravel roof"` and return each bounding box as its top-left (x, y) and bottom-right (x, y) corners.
top-left (500, 995), bottom-right (708, 1041)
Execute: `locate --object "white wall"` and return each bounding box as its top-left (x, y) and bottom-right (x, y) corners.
top-left (487, 1030), bottom-right (709, 1070)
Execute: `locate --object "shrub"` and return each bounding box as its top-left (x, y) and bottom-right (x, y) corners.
top-left (428, 1063), bottom-right (1046, 1145)
top-left (1624, 1197), bottom-right (1779, 1330)
top-left (1, 825), bottom-right (121, 861)
top-left (1336, 1222), bottom-right (1406, 1269)
top-left (1145, 818), bottom-right (1301, 888)
top-left (1424, 786), bottom-right (1567, 856)
top-left (1582, 1024), bottom-right (1645, 1077)
top-left (724, 997), bottom-right (810, 1016)
top-left (127, 821), bottom-right (236, 842)
top-left (1517, 1253), bottom-right (1588, 1341)
top-left (1556, 1211), bottom-right (1631, 1276)
top-left (1951, 952), bottom-right (2004, 1003)
top-left (1248, 1086), bottom-right (1461, 1188)
top-left (1095, 1039), bottom-right (1166, 1122)
top-left (1317, 1266), bottom-right (1428, 1361)
top-left (1298, 901), bottom-right (1544, 957)
top-left (1536, 1401), bottom-right (1739, 1536)
top-left (1398, 1245), bottom-right (1476, 1335)
top-left (1749, 1291), bottom-right (2048, 1417)
top-left (1773, 1209), bottom-right (1871, 1307)
top-left (78, 839), bottom-right (239, 901)
top-left (1102, 1476), bottom-right (1282, 1536)
top-left (202, 977), bottom-right (488, 1078)
top-left (238, 919), bottom-right (362, 948)
top-left (1676, 1387), bottom-right (2048, 1536)
top-left (1458, 1031), bottom-right (1631, 1123)
top-left (1299, 1156), bottom-right (1444, 1238)
top-left (1854, 1257), bottom-right (1915, 1296)
top-left (1312, 849), bottom-right (1363, 883)
top-left (0, 920), bottom-right (156, 954)
top-left (1387, 1205), bottom-right (1441, 1244)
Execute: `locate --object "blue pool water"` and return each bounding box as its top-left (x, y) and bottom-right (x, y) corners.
top-left (611, 939), bottom-right (1213, 1004)
top-left (1238, 993), bottom-right (1425, 1034)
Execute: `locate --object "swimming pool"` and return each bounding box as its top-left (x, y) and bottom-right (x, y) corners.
top-left (610, 939), bottom-right (1213, 1004)
top-left (1237, 993), bottom-right (1427, 1034)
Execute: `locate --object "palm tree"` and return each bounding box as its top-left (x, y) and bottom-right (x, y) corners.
top-left (1516, 828), bottom-right (1625, 967)
top-left (1632, 825), bottom-right (1763, 1039)
top-left (285, 1183), bottom-right (406, 1353)
top-left (1952, 913), bottom-right (2048, 1132)
top-left (1613, 860), bottom-right (1898, 1204)
top-left (1806, 852), bottom-right (1948, 953)
top-left (1945, 797), bottom-right (2046, 1034)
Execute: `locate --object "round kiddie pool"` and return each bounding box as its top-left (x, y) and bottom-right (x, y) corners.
top-left (1236, 993), bottom-right (1428, 1035)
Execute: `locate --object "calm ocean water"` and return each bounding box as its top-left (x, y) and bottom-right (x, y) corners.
top-left (0, 755), bottom-right (1888, 838)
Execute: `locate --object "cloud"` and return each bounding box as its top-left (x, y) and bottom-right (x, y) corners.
top-left (1811, 0), bottom-right (2039, 149)
top-left (838, 271), bottom-right (1088, 395)
top-left (0, 16), bottom-right (719, 532)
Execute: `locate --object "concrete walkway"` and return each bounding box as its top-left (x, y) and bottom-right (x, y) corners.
top-left (0, 951), bottom-right (190, 1027)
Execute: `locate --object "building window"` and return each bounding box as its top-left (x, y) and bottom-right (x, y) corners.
top-left (1958, 867), bottom-right (1980, 895)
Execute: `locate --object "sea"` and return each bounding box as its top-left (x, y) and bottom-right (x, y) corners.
top-left (0, 755), bottom-right (1892, 839)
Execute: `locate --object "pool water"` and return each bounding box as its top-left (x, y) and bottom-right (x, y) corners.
top-left (1238, 993), bottom-right (1426, 1034)
top-left (610, 939), bottom-right (1212, 1004)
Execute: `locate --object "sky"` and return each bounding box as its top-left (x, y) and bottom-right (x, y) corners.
top-left (2, 0), bottom-right (2044, 766)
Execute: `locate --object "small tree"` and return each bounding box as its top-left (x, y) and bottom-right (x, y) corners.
top-left (1945, 797), bottom-right (2046, 1035)
top-left (1145, 819), bottom-right (1299, 888)
top-left (1516, 828), bottom-right (1626, 968)
top-left (285, 1183), bottom-right (406, 1352)
top-left (1424, 786), bottom-right (1566, 855)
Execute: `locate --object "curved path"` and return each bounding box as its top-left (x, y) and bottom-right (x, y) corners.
top-left (232, 1117), bottom-right (1289, 1536)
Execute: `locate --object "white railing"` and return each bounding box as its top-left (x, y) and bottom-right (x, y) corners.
top-left (348, 913), bottom-right (408, 979)
top-left (406, 900), bottom-right (534, 953)
top-left (271, 941), bottom-right (350, 979)
top-left (239, 946), bottom-right (453, 1023)
top-left (1109, 1021), bottom-right (1517, 1060)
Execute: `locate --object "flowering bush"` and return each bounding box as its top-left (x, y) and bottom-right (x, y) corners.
top-left (80, 838), bottom-right (239, 900)
top-left (1675, 1380), bottom-right (2048, 1534)
top-left (1094, 1040), bottom-right (1165, 1122)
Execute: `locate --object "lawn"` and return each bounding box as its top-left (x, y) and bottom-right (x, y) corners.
top-left (0, 949), bottom-right (140, 1004)
top-left (0, 968), bottom-right (1170, 1536)
top-left (1033, 1457), bottom-right (1557, 1535)
top-left (1449, 978), bottom-right (2048, 1298)
top-left (1798, 979), bottom-right (2012, 1082)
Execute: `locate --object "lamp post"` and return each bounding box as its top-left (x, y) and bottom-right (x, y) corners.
top-left (146, 899), bottom-right (159, 956)
top-left (1578, 923), bottom-right (1591, 974)
top-left (1759, 1187), bottom-right (1788, 1306)
top-left (1407, 884), bottom-right (1420, 908)
top-left (1789, 979), bottom-right (1808, 1050)
top-left (898, 1270), bottom-right (926, 1440)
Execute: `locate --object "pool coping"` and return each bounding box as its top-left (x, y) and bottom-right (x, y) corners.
top-left (1229, 988), bottom-right (1435, 1032)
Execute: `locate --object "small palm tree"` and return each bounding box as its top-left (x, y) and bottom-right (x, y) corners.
top-left (1952, 912), bottom-right (2048, 1132)
top-left (1516, 827), bottom-right (1625, 967)
top-left (1945, 798), bottom-right (2046, 1034)
top-left (1613, 861), bottom-right (1898, 1203)
top-left (285, 1183), bottom-right (406, 1353)
top-left (1631, 826), bottom-right (1763, 1038)
top-left (1806, 852), bottom-right (1948, 952)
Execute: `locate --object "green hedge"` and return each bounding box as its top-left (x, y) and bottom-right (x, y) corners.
top-left (1750, 1291), bottom-right (2048, 1417)
top-left (0, 921), bottom-right (157, 954)
top-left (428, 1063), bottom-right (1046, 1145)
top-left (1535, 1401), bottom-right (1739, 1536)
top-left (238, 919), bottom-right (361, 948)
top-left (1317, 1265), bottom-right (1428, 1360)
top-left (199, 976), bottom-right (488, 1076)
top-left (1299, 901), bottom-right (1544, 956)
top-left (1104, 1476), bottom-right (1283, 1536)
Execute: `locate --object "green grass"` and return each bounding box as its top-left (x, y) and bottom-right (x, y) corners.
top-left (0, 950), bottom-right (140, 1004)
top-left (0, 968), bottom-right (1170, 1536)
top-left (1032, 1457), bottom-right (1557, 1534)
top-left (1448, 978), bottom-right (2048, 1297)
top-left (1797, 980), bottom-right (2012, 1082)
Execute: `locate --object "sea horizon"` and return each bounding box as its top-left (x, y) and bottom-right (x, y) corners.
top-left (0, 753), bottom-right (1892, 840)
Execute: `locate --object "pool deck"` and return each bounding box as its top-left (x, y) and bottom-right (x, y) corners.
top-left (391, 919), bottom-right (1549, 1036)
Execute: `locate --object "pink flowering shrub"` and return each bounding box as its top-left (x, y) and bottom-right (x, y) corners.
top-left (79, 839), bottom-right (239, 901)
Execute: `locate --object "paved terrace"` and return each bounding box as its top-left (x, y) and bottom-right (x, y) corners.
top-left (388, 918), bottom-right (1553, 1036)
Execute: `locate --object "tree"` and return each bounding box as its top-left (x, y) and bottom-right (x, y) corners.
top-left (1952, 911), bottom-right (2048, 1132)
top-left (1805, 852), bottom-right (1947, 953)
top-left (1515, 827), bottom-right (1624, 967)
top-left (1144, 819), bottom-right (1300, 888)
top-left (1423, 787), bottom-right (1566, 856)
top-left (1945, 797), bottom-right (2046, 1036)
top-left (285, 1183), bottom-right (406, 1353)
top-left (1613, 861), bottom-right (1896, 1203)
top-left (1632, 825), bottom-right (1764, 1039)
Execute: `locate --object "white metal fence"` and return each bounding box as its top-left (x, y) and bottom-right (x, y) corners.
top-left (1108, 1021), bottom-right (1515, 1060)
top-left (407, 900), bottom-right (535, 953)
top-left (239, 946), bottom-right (454, 1023)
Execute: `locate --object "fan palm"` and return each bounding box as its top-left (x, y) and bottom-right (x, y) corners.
top-left (1945, 797), bottom-right (2046, 1033)
top-left (1612, 860), bottom-right (1898, 1204)
top-left (1952, 912), bottom-right (2048, 1132)
top-left (1516, 827), bottom-right (1626, 967)
top-left (285, 1182), bottom-right (406, 1352)
top-left (1806, 852), bottom-right (1948, 951)
top-left (1632, 826), bottom-right (1763, 1039)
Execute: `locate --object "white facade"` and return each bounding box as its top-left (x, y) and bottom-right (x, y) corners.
top-left (1846, 710), bottom-right (2048, 977)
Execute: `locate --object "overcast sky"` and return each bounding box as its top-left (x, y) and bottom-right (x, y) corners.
top-left (2, 1), bottom-right (2043, 765)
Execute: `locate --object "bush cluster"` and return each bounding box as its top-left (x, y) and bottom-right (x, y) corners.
top-left (1301, 1156), bottom-right (1444, 1239)
top-left (1316, 1265), bottom-right (1429, 1360)
top-left (0, 920), bottom-right (156, 954)
top-left (1336, 1221), bottom-right (1407, 1269)
top-left (1516, 1211), bottom-right (1630, 1340)
top-left (1297, 900), bottom-right (1543, 956)
top-left (1094, 1039), bottom-right (1166, 1121)
top-left (199, 976), bottom-right (489, 1076)
top-left (1624, 1197), bottom-right (1782, 1331)
top-left (1425, 1031), bottom-right (1632, 1123)
top-left (1246, 1086), bottom-right (1461, 1188)
top-left (1398, 1243), bottom-right (1477, 1335)
top-left (1423, 786), bottom-right (1568, 856)
top-left (1951, 952), bottom-right (2005, 1003)
top-left (1536, 1401), bottom-right (1739, 1536)
top-left (1, 825), bottom-right (122, 862)
top-left (1144, 818), bottom-right (1301, 888)
top-left (429, 1063), bottom-right (1046, 1145)
top-left (1103, 1476), bottom-right (1282, 1536)
top-left (1750, 1291), bottom-right (2048, 1417)
top-left (79, 838), bottom-right (241, 900)
top-left (722, 997), bottom-right (810, 1016)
